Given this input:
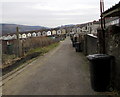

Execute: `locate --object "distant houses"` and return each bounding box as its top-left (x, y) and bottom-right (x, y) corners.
top-left (70, 16), bottom-right (119, 36)
top-left (70, 21), bottom-right (101, 35)
top-left (1, 28), bottom-right (67, 41)
top-left (1, 16), bottom-right (119, 41)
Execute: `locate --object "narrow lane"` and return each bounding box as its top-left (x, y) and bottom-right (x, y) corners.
top-left (3, 37), bottom-right (95, 95)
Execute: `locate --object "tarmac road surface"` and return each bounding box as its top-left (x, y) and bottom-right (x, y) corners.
top-left (3, 37), bottom-right (103, 95)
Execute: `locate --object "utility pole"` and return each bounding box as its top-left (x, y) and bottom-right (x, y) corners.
top-left (100, 0), bottom-right (106, 54)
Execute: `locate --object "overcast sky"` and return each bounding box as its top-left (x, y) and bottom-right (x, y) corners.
top-left (1, 0), bottom-right (120, 28)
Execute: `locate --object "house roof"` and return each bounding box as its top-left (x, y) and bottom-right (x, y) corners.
top-left (102, 2), bottom-right (120, 17)
top-left (93, 20), bottom-right (101, 24)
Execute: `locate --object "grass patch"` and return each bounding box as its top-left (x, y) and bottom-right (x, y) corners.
top-left (27, 42), bottom-right (59, 56)
top-left (2, 54), bottom-right (16, 63)
top-left (2, 54), bottom-right (16, 68)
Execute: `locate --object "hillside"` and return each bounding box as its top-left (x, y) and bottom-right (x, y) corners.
top-left (1, 24), bottom-right (49, 35)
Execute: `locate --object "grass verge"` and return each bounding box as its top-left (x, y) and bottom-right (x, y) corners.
top-left (27, 42), bottom-right (59, 56)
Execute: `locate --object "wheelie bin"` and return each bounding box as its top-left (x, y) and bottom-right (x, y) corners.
top-left (87, 54), bottom-right (112, 92)
top-left (75, 42), bottom-right (81, 52)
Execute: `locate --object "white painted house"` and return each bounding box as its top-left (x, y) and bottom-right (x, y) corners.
top-left (37, 32), bottom-right (41, 36)
top-left (22, 33), bottom-right (27, 38)
top-left (12, 34), bottom-right (17, 39)
top-left (77, 27), bottom-right (82, 33)
top-left (57, 30), bottom-right (61, 35)
top-left (32, 32), bottom-right (37, 37)
top-left (42, 31), bottom-right (47, 36)
top-left (19, 34), bottom-right (22, 38)
top-left (72, 28), bottom-right (77, 33)
top-left (47, 31), bottom-right (52, 36)
top-left (52, 30), bottom-right (57, 35)
top-left (6, 35), bottom-right (13, 40)
top-left (61, 29), bottom-right (66, 34)
top-left (27, 33), bottom-right (32, 37)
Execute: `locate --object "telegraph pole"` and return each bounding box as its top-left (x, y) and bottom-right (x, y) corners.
top-left (100, 0), bottom-right (106, 54)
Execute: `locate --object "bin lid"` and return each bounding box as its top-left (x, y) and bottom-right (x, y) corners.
top-left (87, 54), bottom-right (112, 60)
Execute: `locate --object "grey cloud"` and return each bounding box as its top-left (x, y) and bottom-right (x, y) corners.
top-left (2, 0), bottom-right (120, 27)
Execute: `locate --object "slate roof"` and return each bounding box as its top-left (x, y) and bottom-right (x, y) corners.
top-left (102, 2), bottom-right (120, 17)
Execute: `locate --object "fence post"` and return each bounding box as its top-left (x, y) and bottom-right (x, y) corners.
top-left (16, 27), bottom-right (21, 57)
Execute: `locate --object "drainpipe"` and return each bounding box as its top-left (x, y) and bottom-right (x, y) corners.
top-left (119, 17), bottom-right (120, 26)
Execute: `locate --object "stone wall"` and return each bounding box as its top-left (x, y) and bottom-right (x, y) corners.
top-left (105, 25), bottom-right (120, 90)
top-left (80, 25), bottom-right (120, 91)
top-left (82, 34), bottom-right (98, 55)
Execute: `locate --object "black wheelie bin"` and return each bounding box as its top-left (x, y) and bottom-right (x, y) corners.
top-left (75, 42), bottom-right (81, 52)
top-left (87, 54), bottom-right (112, 92)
